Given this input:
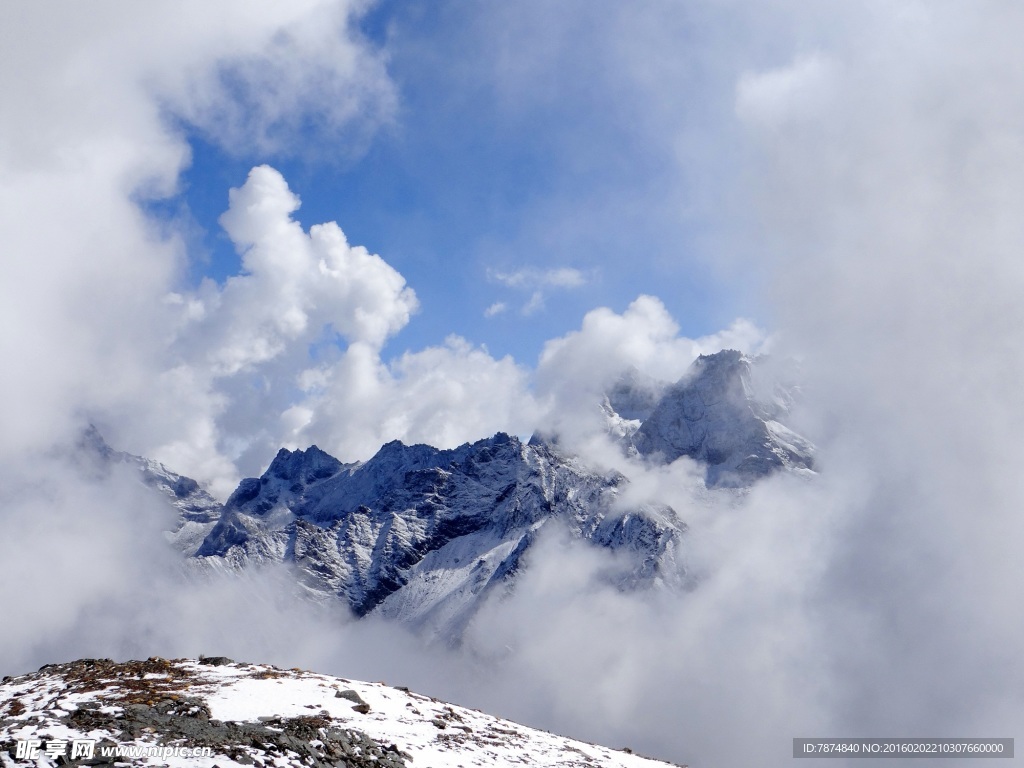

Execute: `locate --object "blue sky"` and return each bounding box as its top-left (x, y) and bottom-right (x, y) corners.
top-left (167, 1), bottom-right (759, 365)
top-left (2, 1), bottom-right (807, 487)
top-left (8, 0), bottom-right (1017, 487)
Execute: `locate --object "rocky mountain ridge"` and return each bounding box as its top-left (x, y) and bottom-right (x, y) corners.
top-left (191, 432), bottom-right (682, 640)
top-left (85, 349), bottom-right (813, 642)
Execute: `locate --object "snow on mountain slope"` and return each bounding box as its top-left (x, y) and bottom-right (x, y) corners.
top-left (70, 348), bottom-right (813, 644)
top-left (191, 433), bottom-right (683, 640)
top-left (0, 657), bottom-right (684, 767)
top-left (630, 351), bottom-right (815, 486)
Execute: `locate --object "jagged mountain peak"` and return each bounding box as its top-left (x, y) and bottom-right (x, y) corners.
top-left (682, 349), bottom-right (752, 392)
top-left (94, 347), bottom-right (812, 647)
top-left (267, 444), bottom-right (344, 480)
top-left (631, 350), bottom-right (814, 486)
top-left (191, 433), bottom-right (682, 637)
top-left (73, 425), bottom-right (220, 519)
top-left (76, 423), bottom-right (117, 461)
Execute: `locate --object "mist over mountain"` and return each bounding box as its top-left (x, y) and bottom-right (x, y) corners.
top-left (71, 350), bottom-right (812, 650)
top-left (194, 432), bottom-right (681, 640)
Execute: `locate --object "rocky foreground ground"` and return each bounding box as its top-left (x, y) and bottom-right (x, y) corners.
top-left (0, 657), bottom-right (683, 767)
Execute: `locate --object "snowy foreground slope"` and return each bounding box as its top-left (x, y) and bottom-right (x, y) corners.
top-left (0, 658), bottom-right (683, 768)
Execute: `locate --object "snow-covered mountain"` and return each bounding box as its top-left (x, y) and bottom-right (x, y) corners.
top-left (0, 657), bottom-right (684, 767)
top-left (629, 350), bottom-right (815, 486)
top-left (191, 433), bottom-right (682, 640)
top-left (84, 349), bottom-right (813, 641)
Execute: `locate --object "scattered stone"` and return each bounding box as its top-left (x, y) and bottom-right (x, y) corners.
top-left (198, 656), bottom-right (234, 666)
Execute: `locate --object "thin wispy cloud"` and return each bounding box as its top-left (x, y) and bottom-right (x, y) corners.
top-left (487, 266), bottom-right (591, 315)
top-left (490, 266), bottom-right (589, 290)
top-left (484, 301), bottom-right (508, 318)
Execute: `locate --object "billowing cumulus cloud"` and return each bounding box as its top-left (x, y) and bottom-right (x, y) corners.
top-left (281, 334), bottom-right (541, 463)
top-left (0, 0), bottom-right (393, 470)
top-left (539, 295), bottom-right (764, 390)
top-left (192, 165), bottom-right (418, 371)
top-left (130, 165), bottom-right (420, 491)
top-left (535, 296), bottom-right (766, 443)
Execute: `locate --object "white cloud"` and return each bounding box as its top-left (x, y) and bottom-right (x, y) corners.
top-left (534, 296), bottom-right (766, 444)
top-left (0, 1), bottom-right (393, 473)
top-left (491, 266), bottom-right (588, 289)
top-left (724, 0), bottom-right (1024, 749)
top-left (122, 165), bottom-right (418, 492)
top-left (152, 2), bottom-right (396, 156)
top-left (539, 295), bottom-right (764, 386)
top-left (204, 164), bottom-right (418, 366)
top-left (488, 266), bottom-right (590, 315)
top-left (735, 53), bottom-right (837, 130)
top-left (484, 301), bottom-right (508, 318)
top-left (284, 335), bottom-right (542, 462)
top-left (521, 291), bottom-right (545, 316)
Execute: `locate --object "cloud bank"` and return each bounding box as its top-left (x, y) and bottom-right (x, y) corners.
top-left (732, 0), bottom-right (1024, 750)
